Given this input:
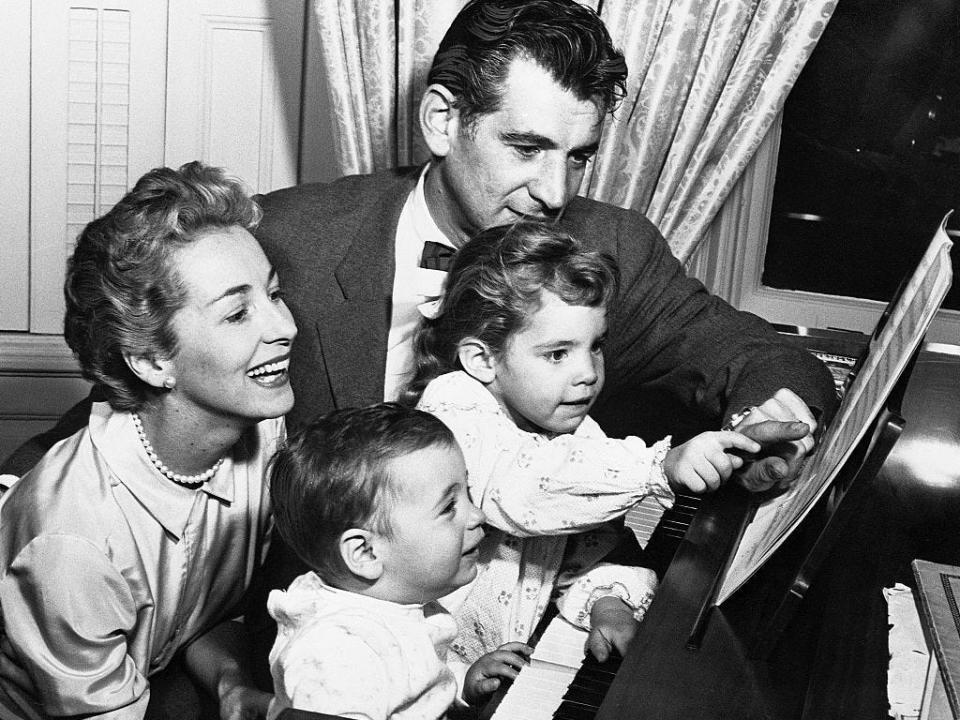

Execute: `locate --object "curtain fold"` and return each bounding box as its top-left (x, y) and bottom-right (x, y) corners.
top-left (313, 0), bottom-right (462, 175)
top-left (586, 0), bottom-right (837, 261)
top-left (313, 0), bottom-right (836, 261)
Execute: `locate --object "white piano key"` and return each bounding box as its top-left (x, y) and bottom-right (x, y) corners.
top-left (624, 495), bottom-right (667, 548)
top-left (490, 617), bottom-right (588, 720)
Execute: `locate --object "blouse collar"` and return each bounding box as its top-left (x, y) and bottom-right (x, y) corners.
top-left (88, 402), bottom-right (236, 538)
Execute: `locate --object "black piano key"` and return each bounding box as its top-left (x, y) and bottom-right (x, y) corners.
top-left (554, 701), bottom-right (603, 720)
top-left (571, 665), bottom-right (617, 686)
top-left (551, 651), bottom-right (623, 720)
top-left (562, 684), bottom-right (608, 707)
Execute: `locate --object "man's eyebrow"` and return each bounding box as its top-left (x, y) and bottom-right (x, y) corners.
top-left (500, 131), bottom-right (557, 149)
top-left (208, 267), bottom-right (278, 306)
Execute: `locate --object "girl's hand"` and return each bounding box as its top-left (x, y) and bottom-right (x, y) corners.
top-left (463, 642), bottom-right (532, 705)
top-left (587, 596), bottom-right (639, 663)
top-left (664, 431), bottom-right (761, 493)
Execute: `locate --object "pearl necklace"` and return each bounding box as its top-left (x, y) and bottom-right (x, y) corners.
top-left (131, 412), bottom-right (225, 487)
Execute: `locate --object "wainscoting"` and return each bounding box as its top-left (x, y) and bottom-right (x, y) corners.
top-left (0, 335), bottom-right (90, 468)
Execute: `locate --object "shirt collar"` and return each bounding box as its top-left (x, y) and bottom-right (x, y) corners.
top-left (411, 163), bottom-right (455, 251)
top-left (306, 572), bottom-right (427, 620)
top-left (89, 402), bottom-right (235, 539)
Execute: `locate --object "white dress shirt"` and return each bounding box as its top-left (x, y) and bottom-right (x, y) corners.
top-left (383, 165), bottom-right (455, 402)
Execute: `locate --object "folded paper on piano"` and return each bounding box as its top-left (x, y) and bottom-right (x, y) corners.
top-left (912, 559), bottom-right (960, 720)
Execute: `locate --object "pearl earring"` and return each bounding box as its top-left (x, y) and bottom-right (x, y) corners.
top-left (162, 377), bottom-right (176, 389)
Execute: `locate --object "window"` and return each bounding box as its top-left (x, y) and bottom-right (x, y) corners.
top-left (695, 0), bottom-right (960, 344)
top-left (765, 0), bottom-right (960, 311)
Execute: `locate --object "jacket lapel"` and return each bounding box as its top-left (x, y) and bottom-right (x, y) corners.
top-left (316, 170), bottom-right (419, 408)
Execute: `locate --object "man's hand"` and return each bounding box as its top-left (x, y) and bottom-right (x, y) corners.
top-left (733, 388), bottom-right (818, 492)
top-left (463, 642), bottom-right (532, 705)
top-left (586, 596), bottom-right (639, 663)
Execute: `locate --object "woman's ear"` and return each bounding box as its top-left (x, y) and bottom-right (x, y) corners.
top-left (419, 83), bottom-right (459, 158)
top-left (123, 352), bottom-right (173, 390)
top-left (457, 338), bottom-right (497, 384)
top-left (339, 528), bottom-right (384, 582)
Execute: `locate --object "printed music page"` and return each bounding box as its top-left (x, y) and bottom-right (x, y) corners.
top-left (715, 214), bottom-right (954, 604)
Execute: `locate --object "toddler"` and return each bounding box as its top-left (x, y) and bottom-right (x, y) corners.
top-left (405, 222), bottom-right (760, 664)
top-left (266, 403), bottom-right (532, 720)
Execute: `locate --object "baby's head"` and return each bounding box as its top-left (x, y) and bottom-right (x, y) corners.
top-left (409, 222), bottom-right (618, 435)
top-left (270, 403), bottom-right (485, 604)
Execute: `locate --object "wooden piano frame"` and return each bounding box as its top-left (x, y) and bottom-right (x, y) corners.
top-left (594, 336), bottom-right (917, 720)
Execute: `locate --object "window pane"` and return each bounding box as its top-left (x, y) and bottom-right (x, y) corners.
top-left (764, 0), bottom-right (960, 310)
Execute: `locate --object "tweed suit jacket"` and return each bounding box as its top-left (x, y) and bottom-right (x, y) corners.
top-left (252, 166), bottom-right (835, 442)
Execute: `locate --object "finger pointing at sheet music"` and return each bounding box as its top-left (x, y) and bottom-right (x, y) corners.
top-left (662, 431), bottom-right (762, 494)
top-left (730, 388), bottom-right (818, 493)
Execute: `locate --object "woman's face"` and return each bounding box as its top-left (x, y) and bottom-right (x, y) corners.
top-left (164, 225), bottom-right (297, 426)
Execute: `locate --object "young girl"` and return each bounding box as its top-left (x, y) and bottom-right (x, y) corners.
top-left (404, 221), bottom-right (761, 666)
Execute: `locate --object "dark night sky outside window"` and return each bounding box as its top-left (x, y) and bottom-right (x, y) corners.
top-left (764, 0), bottom-right (960, 310)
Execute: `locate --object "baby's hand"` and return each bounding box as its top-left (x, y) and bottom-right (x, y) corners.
top-left (664, 431), bottom-right (761, 493)
top-left (463, 642), bottom-right (532, 705)
top-left (587, 596), bottom-right (639, 663)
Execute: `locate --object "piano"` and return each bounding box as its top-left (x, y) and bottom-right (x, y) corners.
top-left (487, 328), bottom-right (960, 720)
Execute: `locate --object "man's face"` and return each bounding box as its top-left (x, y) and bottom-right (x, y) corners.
top-left (426, 56), bottom-right (605, 246)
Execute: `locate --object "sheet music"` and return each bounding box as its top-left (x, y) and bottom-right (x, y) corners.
top-left (716, 215), bottom-right (954, 604)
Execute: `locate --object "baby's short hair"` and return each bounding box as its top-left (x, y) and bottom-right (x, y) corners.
top-left (269, 403), bottom-right (457, 584)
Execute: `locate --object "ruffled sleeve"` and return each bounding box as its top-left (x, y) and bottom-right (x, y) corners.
top-left (418, 372), bottom-right (674, 538)
top-left (555, 562), bottom-right (658, 631)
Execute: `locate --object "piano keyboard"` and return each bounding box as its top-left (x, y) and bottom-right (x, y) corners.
top-left (490, 616), bottom-right (589, 720)
top-left (623, 495), bottom-right (667, 548)
top-left (489, 615), bottom-right (624, 720)
top-left (489, 497), bottom-right (670, 720)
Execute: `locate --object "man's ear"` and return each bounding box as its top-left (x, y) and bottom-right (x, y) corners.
top-left (419, 83), bottom-right (459, 158)
top-left (123, 352), bottom-right (173, 390)
top-left (339, 528), bottom-right (384, 582)
top-left (457, 338), bottom-right (497, 384)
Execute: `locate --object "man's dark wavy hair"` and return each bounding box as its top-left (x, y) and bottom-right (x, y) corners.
top-left (428, 0), bottom-right (628, 129)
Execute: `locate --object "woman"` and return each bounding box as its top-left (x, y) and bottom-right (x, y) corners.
top-left (0, 162), bottom-right (296, 719)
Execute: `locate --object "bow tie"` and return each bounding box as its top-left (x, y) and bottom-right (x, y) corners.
top-left (419, 241), bottom-right (456, 272)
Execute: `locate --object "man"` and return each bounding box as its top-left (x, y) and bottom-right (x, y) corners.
top-left (253, 0), bottom-right (835, 481)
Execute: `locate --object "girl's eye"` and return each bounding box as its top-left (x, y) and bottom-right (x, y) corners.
top-left (546, 349), bottom-right (567, 363)
top-left (269, 287), bottom-right (284, 302)
top-left (591, 340), bottom-right (606, 354)
top-left (442, 498), bottom-right (457, 516)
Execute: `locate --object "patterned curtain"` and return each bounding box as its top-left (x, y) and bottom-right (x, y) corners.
top-left (585, 0), bottom-right (837, 262)
top-left (313, 0), bottom-right (836, 261)
top-left (313, 0), bottom-right (464, 174)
